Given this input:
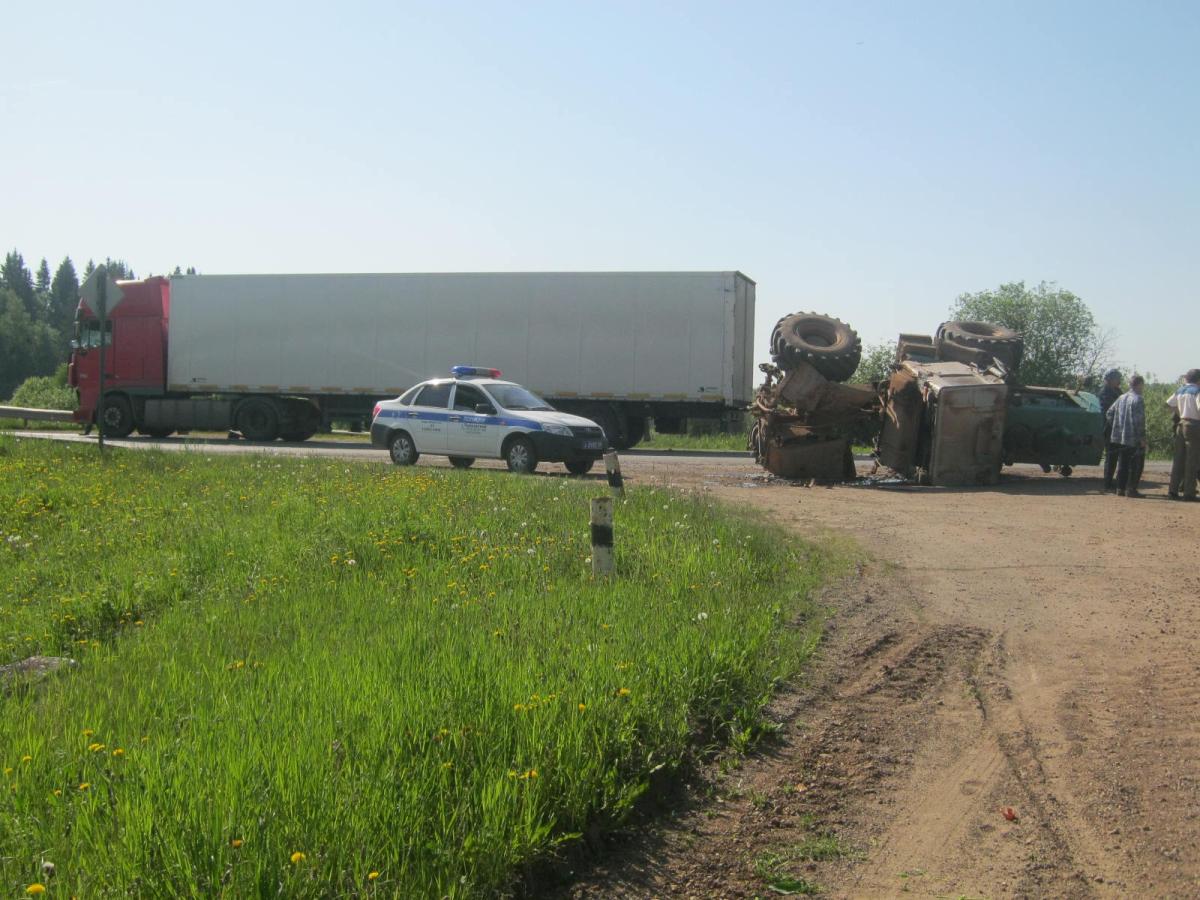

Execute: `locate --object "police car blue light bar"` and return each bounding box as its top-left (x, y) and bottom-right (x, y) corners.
top-left (451, 365), bottom-right (503, 378)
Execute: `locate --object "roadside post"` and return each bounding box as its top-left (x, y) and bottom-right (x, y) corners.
top-left (603, 451), bottom-right (625, 497)
top-left (96, 266), bottom-right (107, 453)
top-left (590, 496), bottom-right (614, 578)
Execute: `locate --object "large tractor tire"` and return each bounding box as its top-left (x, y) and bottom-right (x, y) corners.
top-left (770, 312), bottom-right (862, 382)
top-left (936, 321), bottom-right (1024, 374)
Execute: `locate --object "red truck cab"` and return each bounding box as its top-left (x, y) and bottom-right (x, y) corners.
top-left (69, 276), bottom-right (170, 435)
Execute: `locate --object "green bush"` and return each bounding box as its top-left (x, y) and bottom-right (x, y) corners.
top-left (1144, 381), bottom-right (1180, 459)
top-left (7, 364), bottom-right (74, 410)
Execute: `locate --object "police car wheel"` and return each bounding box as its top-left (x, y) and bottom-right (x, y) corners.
top-left (449, 456), bottom-right (475, 469)
top-left (388, 431), bottom-right (419, 466)
top-left (565, 458), bottom-right (594, 475)
top-left (505, 436), bottom-right (538, 474)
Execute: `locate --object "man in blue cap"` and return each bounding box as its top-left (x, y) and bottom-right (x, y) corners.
top-left (1098, 369), bottom-right (1123, 491)
top-left (1167, 368), bottom-right (1200, 501)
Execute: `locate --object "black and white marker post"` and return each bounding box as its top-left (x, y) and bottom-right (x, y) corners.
top-left (603, 451), bottom-right (624, 498)
top-left (590, 496), bottom-right (614, 578)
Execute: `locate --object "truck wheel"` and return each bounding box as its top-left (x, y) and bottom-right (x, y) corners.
top-left (770, 312), bottom-right (862, 382)
top-left (565, 458), bottom-right (594, 475)
top-left (236, 399), bottom-right (280, 441)
top-left (388, 431), bottom-right (419, 466)
top-left (448, 456), bottom-right (475, 469)
top-left (624, 416), bottom-right (646, 447)
top-left (1059, 465), bottom-right (1073, 477)
top-left (937, 321), bottom-right (1024, 373)
top-left (504, 436), bottom-right (538, 474)
top-left (99, 395), bottom-right (135, 437)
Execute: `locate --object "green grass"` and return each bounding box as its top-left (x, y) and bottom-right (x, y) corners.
top-left (638, 428), bottom-right (749, 452)
top-left (0, 436), bottom-right (842, 897)
top-left (753, 852), bottom-right (821, 895)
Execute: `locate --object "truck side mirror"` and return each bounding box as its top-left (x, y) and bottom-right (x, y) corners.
top-left (475, 403), bottom-right (496, 416)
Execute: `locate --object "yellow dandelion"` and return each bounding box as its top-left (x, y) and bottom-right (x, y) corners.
top-left (617, 687), bottom-right (631, 697)
top-left (82, 729), bottom-right (94, 737)
top-left (577, 703), bottom-right (587, 712)
top-left (140, 736), bottom-right (150, 744)
top-left (21, 755), bottom-right (32, 763)
top-left (290, 851), bottom-right (306, 864)
top-left (3, 767), bottom-right (11, 777)
top-left (88, 743), bottom-right (105, 753)
top-left (112, 748), bottom-right (125, 757)
top-left (368, 871), bottom-right (380, 881)
top-left (53, 789), bottom-right (62, 797)
top-left (529, 768), bottom-right (539, 778)
top-left (231, 838), bottom-right (244, 848)
top-left (26, 884), bottom-right (46, 896)
top-left (78, 782), bottom-right (90, 791)
top-left (441, 761), bottom-right (453, 770)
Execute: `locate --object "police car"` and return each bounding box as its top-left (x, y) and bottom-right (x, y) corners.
top-left (370, 367), bottom-right (608, 474)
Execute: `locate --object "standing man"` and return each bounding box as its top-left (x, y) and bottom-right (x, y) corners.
top-left (1106, 374), bottom-right (1147, 498)
top-left (1167, 368), bottom-right (1200, 501)
top-left (1098, 369), bottom-right (1123, 491)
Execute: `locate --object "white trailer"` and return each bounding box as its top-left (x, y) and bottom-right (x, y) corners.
top-left (163, 271), bottom-right (755, 446)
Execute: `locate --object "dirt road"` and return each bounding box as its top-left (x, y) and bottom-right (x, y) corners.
top-left (13, 432), bottom-right (1196, 896)
top-left (568, 460), bottom-right (1198, 898)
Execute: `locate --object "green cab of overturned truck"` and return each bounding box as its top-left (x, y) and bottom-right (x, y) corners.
top-left (1002, 387), bottom-right (1104, 474)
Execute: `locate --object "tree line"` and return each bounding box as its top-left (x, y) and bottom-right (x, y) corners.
top-left (0, 249), bottom-right (196, 400)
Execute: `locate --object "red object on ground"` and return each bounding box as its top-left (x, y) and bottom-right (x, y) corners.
top-left (1001, 806), bottom-right (1018, 821)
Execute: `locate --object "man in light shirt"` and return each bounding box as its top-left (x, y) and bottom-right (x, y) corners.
top-left (1106, 375), bottom-right (1147, 498)
top-left (1167, 368), bottom-right (1200, 501)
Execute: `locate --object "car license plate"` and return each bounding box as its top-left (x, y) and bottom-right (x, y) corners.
top-left (582, 440), bottom-right (602, 450)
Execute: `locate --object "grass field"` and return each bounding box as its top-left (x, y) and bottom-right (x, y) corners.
top-left (0, 436), bottom-right (841, 897)
top-left (638, 429), bottom-right (749, 452)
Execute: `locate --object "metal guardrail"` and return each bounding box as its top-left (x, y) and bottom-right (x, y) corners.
top-left (0, 405), bottom-right (75, 424)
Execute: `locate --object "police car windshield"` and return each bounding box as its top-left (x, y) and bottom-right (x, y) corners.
top-left (487, 384), bottom-right (553, 411)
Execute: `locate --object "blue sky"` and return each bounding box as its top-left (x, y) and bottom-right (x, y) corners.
top-left (3, 1), bottom-right (1196, 378)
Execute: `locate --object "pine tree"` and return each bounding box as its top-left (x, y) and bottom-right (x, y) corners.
top-left (49, 257), bottom-right (80, 344)
top-left (103, 257), bottom-right (134, 279)
top-left (1, 250), bottom-right (36, 316)
top-left (84, 259), bottom-right (96, 278)
top-left (36, 258), bottom-right (51, 294)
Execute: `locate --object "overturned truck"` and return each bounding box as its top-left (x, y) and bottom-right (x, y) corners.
top-left (750, 314), bottom-right (1104, 486)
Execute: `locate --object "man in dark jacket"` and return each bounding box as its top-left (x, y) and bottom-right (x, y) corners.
top-left (1098, 369), bottom-right (1123, 491)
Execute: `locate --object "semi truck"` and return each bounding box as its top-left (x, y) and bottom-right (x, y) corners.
top-left (67, 271), bottom-right (756, 448)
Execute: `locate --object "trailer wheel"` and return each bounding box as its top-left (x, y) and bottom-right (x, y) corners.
top-left (448, 456), bottom-right (475, 469)
top-left (565, 458), bottom-right (594, 475)
top-left (279, 429), bottom-right (318, 442)
top-left (1059, 465), bottom-right (1073, 477)
top-left (504, 436), bottom-right (538, 474)
top-left (771, 312), bottom-right (863, 382)
top-left (236, 398), bottom-right (280, 441)
top-left (98, 394), bottom-right (135, 437)
top-left (388, 431), bottom-right (419, 466)
top-left (623, 416), bottom-right (646, 447)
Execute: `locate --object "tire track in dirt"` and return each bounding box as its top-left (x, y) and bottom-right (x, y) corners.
top-left (561, 570), bottom-right (1005, 898)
